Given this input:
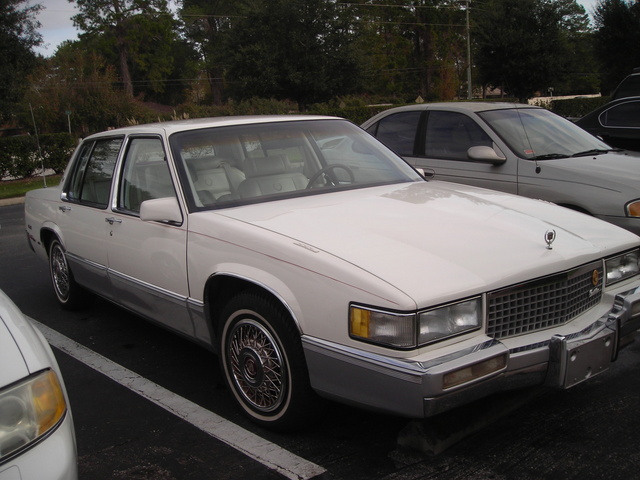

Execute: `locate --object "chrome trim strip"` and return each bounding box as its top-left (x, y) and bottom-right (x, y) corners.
top-left (108, 269), bottom-right (187, 304)
top-left (418, 339), bottom-right (502, 370)
top-left (302, 336), bottom-right (426, 376)
top-left (210, 271), bottom-right (302, 332)
top-left (65, 251), bottom-right (108, 273)
top-left (187, 297), bottom-right (204, 309)
top-left (302, 336), bottom-right (501, 375)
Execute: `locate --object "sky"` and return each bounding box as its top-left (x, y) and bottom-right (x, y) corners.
top-left (30, 0), bottom-right (601, 58)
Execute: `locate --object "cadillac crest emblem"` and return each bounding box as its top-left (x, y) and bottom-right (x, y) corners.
top-left (545, 229), bottom-right (556, 250)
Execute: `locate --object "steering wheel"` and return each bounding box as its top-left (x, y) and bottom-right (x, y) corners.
top-left (307, 164), bottom-right (355, 189)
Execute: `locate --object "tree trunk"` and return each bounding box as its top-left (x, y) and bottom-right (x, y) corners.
top-left (119, 47), bottom-right (133, 97)
top-left (207, 67), bottom-right (224, 105)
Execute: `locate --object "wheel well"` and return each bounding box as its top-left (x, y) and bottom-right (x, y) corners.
top-left (40, 229), bottom-right (58, 255)
top-left (204, 275), bottom-right (294, 341)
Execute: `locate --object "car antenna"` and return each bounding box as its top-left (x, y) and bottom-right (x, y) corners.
top-left (515, 103), bottom-right (541, 173)
top-left (29, 102), bottom-right (48, 188)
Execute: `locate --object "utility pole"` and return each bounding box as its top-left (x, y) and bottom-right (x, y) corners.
top-left (466, 0), bottom-right (472, 99)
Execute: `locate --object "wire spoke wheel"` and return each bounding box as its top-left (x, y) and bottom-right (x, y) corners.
top-left (219, 291), bottom-right (322, 430)
top-left (228, 319), bottom-right (287, 412)
top-left (48, 238), bottom-right (85, 310)
top-left (50, 242), bottom-right (70, 301)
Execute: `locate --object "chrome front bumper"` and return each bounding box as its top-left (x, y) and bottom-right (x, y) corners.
top-left (302, 287), bottom-right (640, 419)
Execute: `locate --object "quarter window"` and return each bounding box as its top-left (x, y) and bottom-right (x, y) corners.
top-left (599, 101), bottom-right (640, 128)
top-left (65, 137), bottom-right (123, 207)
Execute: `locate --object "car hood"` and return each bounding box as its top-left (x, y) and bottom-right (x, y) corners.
top-left (0, 290), bottom-right (54, 387)
top-left (0, 312), bottom-right (29, 387)
top-left (535, 150), bottom-right (640, 190)
top-left (215, 182), bottom-right (639, 307)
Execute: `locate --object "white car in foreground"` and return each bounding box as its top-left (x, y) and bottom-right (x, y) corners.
top-left (0, 289), bottom-right (77, 479)
top-left (24, 116), bottom-right (640, 430)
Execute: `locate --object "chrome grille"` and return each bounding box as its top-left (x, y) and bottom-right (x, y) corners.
top-left (487, 262), bottom-right (603, 339)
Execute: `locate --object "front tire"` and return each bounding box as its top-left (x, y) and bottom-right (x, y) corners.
top-left (49, 238), bottom-right (85, 310)
top-left (219, 290), bottom-right (320, 430)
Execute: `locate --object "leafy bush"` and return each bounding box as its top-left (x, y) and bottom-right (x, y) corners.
top-left (0, 133), bottom-right (75, 179)
top-left (40, 133), bottom-right (77, 173)
top-left (307, 104), bottom-right (393, 125)
top-left (549, 97), bottom-right (610, 119)
top-left (0, 136), bottom-right (39, 179)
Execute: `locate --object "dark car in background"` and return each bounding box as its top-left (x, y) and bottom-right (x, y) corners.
top-left (575, 96), bottom-right (640, 151)
top-left (610, 67), bottom-right (640, 101)
top-left (575, 68), bottom-right (640, 151)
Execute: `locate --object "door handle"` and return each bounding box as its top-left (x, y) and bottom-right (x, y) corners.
top-left (59, 205), bottom-right (71, 212)
top-left (105, 217), bottom-right (122, 225)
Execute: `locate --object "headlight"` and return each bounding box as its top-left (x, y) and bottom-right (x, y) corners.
top-left (0, 370), bottom-right (67, 461)
top-left (626, 200), bottom-right (640, 217)
top-left (418, 298), bottom-right (482, 345)
top-left (349, 307), bottom-right (415, 348)
top-left (350, 297), bottom-right (482, 349)
top-left (605, 249), bottom-right (640, 285)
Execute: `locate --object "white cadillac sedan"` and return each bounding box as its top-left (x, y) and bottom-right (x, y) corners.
top-left (0, 289), bottom-right (77, 479)
top-left (24, 116), bottom-right (640, 430)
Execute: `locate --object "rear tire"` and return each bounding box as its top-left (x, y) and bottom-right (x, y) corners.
top-left (218, 290), bottom-right (321, 430)
top-left (49, 238), bottom-right (85, 310)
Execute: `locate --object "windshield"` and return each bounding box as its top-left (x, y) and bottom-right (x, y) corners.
top-left (478, 108), bottom-right (611, 160)
top-left (170, 119), bottom-right (421, 210)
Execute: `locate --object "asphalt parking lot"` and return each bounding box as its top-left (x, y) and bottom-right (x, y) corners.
top-left (2, 200), bottom-right (640, 479)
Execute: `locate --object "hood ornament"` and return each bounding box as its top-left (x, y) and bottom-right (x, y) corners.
top-left (545, 229), bottom-right (556, 250)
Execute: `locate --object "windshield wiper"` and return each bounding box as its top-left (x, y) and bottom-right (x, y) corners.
top-left (533, 153), bottom-right (570, 160)
top-left (571, 149), bottom-right (610, 157)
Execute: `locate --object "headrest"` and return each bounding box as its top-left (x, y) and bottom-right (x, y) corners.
top-left (243, 155), bottom-right (291, 178)
top-left (186, 156), bottom-right (223, 181)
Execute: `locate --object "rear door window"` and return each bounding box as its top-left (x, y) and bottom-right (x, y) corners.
top-left (370, 111), bottom-right (422, 155)
top-left (65, 137), bottom-right (123, 208)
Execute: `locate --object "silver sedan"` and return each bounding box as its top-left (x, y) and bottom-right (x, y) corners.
top-left (363, 102), bottom-right (640, 235)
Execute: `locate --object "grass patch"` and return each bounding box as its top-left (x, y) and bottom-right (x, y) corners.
top-left (0, 175), bottom-right (62, 200)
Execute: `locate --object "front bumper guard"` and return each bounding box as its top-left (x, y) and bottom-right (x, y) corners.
top-left (303, 287), bottom-right (640, 419)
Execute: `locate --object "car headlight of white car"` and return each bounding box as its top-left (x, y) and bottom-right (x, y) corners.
top-left (605, 249), bottom-right (640, 285)
top-left (0, 369), bottom-right (67, 461)
top-left (350, 297), bottom-right (482, 349)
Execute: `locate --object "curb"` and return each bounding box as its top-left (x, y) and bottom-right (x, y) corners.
top-left (0, 197), bottom-right (25, 207)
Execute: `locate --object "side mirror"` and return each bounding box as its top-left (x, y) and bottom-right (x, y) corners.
top-left (140, 197), bottom-right (183, 225)
top-left (468, 146), bottom-right (507, 165)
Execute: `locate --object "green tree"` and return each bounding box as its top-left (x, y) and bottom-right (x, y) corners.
top-left (22, 43), bottom-right (143, 135)
top-left (0, 0), bottom-right (42, 121)
top-left (554, 0), bottom-right (599, 95)
top-left (70, 0), bottom-right (174, 98)
top-left (223, 0), bottom-right (363, 110)
top-left (593, 0), bottom-right (640, 94)
top-left (350, 1), bottom-right (417, 99)
top-left (410, 1), bottom-right (466, 101)
top-left (350, 0), bottom-right (467, 102)
top-left (179, 0), bottom-right (236, 105)
top-left (474, 0), bottom-right (591, 101)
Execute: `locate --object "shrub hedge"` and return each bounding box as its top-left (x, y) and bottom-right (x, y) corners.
top-left (0, 133), bottom-right (75, 179)
top-left (0, 96), bottom-right (608, 181)
top-left (549, 96), bottom-right (610, 118)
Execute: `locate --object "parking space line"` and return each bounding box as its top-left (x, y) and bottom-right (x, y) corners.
top-left (31, 318), bottom-right (326, 480)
